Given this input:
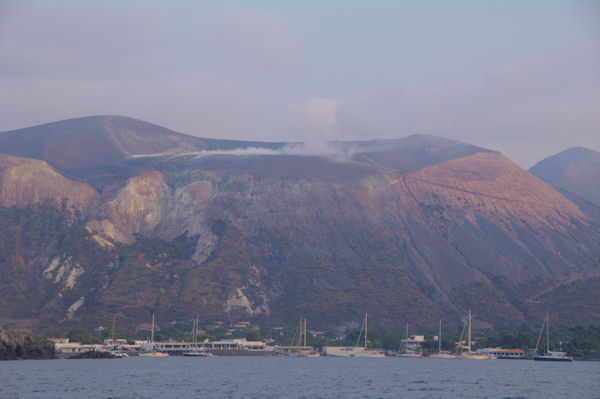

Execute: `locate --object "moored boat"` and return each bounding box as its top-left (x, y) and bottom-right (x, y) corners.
top-left (456, 310), bottom-right (489, 360)
top-left (396, 322), bottom-right (423, 357)
top-left (533, 311), bottom-right (573, 362)
top-left (428, 320), bottom-right (455, 359)
top-left (322, 313), bottom-right (385, 358)
top-left (139, 314), bottom-right (169, 358)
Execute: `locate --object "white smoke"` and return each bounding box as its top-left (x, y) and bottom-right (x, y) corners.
top-left (131, 141), bottom-right (360, 162)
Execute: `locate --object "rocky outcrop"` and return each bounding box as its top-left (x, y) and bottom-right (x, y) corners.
top-left (0, 154), bottom-right (98, 214)
top-left (0, 326), bottom-right (55, 360)
top-left (87, 171), bottom-right (218, 262)
top-left (88, 170), bottom-right (171, 244)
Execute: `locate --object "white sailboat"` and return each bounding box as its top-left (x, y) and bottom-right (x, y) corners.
top-left (396, 322), bottom-right (422, 357)
top-left (139, 314), bottom-right (169, 357)
top-left (322, 313), bottom-right (385, 357)
top-left (533, 311), bottom-right (573, 362)
top-left (456, 310), bottom-right (489, 360)
top-left (428, 320), bottom-right (455, 359)
top-left (184, 314), bottom-right (213, 357)
top-left (107, 317), bottom-right (129, 358)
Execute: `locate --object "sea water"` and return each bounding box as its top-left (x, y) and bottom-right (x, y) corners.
top-left (1, 356), bottom-right (598, 398)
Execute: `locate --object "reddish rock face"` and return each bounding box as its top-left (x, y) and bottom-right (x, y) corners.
top-left (0, 116), bottom-right (598, 332)
top-left (0, 154), bottom-right (99, 214)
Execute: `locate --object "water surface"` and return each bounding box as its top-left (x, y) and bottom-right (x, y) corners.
top-left (1, 356), bottom-right (598, 398)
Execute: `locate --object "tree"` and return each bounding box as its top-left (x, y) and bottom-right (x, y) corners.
top-left (382, 332), bottom-right (400, 350)
top-left (67, 328), bottom-right (101, 344)
top-left (245, 328), bottom-right (261, 341)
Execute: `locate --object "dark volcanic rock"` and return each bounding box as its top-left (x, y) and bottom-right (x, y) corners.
top-left (68, 351), bottom-right (116, 359)
top-left (0, 326), bottom-right (55, 360)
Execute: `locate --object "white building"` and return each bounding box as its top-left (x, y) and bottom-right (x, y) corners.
top-left (401, 335), bottom-right (425, 351)
top-left (104, 338), bottom-right (128, 347)
top-left (152, 338), bottom-right (269, 352)
top-left (52, 339), bottom-right (105, 355)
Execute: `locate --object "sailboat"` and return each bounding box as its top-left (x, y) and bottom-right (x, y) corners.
top-left (353, 313), bottom-right (386, 358)
top-left (533, 311), bottom-right (573, 362)
top-left (184, 314), bottom-right (213, 357)
top-left (456, 310), bottom-right (489, 360)
top-left (107, 317), bottom-right (129, 358)
top-left (428, 320), bottom-right (455, 359)
top-left (322, 313), bottom-right (385, 357)
top-left (139, 314), bottom-right (169, 357)
top-left (396, 322), bottom-right (422, 357)
top-left (296, 317), bottom-right (320, 357)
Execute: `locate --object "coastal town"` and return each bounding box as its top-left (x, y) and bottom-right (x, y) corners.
top-left (46, 333), bottom-right (553, 360)
top-left (47, 312), bottom-right (575, 361)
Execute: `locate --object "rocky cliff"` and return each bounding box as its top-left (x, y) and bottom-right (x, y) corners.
top-left (0, 154), bottom-right (98, 214)
top-left (0, 326), bottom-right (54, 360)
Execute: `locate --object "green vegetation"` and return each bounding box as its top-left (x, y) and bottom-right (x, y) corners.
top-left (563, 325), bottom-right (600, 359)
top-left (244, 328), bottom-right (262, 341)
top-left (66, 327), bottom-right (102, 344)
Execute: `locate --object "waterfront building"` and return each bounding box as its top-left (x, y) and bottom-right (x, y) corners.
top-left (475, 348), bottom-right (527, 359)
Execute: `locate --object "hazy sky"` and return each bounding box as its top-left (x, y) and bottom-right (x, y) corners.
top-left (1, 1), bottom-right (599, 167)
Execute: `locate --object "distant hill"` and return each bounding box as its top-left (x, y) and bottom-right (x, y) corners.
top-left (529, 147), bottom-right (600, 206)
top-left (0, 116), bottom-right (598, 334)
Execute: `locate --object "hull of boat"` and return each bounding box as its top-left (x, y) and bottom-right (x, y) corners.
top-left (428, 353), bottom-right (456, 359)
top-left (458, 354), bottom-right (490, 360)
top-left (396, 352), bottom-right (422, 358)
top-left (139, 352), bottom-right (169, 357)
top-left (533, 356), bottom-right (573, 362)
top-left (350, 352), bottom-right (386, 358)
top-left (323, 346), bottom-right (385, 357)
top-left (183, 352), bottom-right (213, 357)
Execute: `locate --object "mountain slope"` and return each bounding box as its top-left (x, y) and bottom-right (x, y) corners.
top-left (0, 117), bottom-right (598, 333)
top-left (0, 115), bottom-right (285, 172)
top-left (529, 147), bottom-right (600, 207)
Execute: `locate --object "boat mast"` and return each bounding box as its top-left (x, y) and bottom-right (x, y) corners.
top-left (546, 311), bottom-right (549, 355)
top-left (151, 313), bottom-right (155, 344)
top-left (365, 313), bottom-right (368, 349)
top-left (438, 320), bottom-right (442, 353)
top-left (467, 309), bottom-right (472, 353)
top-left (303, 316), bottom-right (307, 347)
top-left (110, 316), bottom-right (116, 346)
